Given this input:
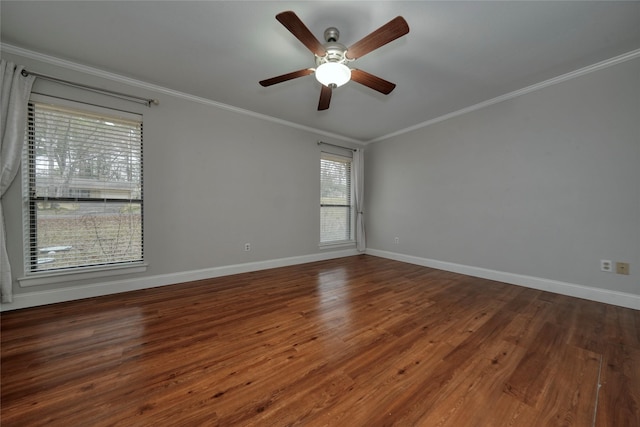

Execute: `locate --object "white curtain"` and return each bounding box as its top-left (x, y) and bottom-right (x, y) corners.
top-left (353, 148), bottom-right (366, 252)
top-left (1, 60), bottom-right (35, 303)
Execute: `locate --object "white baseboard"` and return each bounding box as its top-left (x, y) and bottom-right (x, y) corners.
top-left (366, 249), bottom-right (640, 310)
top-left (1, 249), bottom-right (360, 311)
top-left (4, 249), bottom-right (637, 311)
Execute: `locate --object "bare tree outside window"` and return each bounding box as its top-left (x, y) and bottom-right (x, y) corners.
top-left (25, 101), bottom-right (143, 272)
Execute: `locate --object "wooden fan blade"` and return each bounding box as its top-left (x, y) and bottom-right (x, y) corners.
top-left (259, 69), bottom-right (314, 87)
top-left (350, 69), bottom-right (396, 94)
top-left (346, 16), bottom-right (409, 60)
top-left (276, 11), bottom-right (326, 57)
top-left (318, 85), bottom-right (332, 110)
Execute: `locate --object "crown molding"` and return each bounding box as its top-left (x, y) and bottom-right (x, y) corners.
top-left (366, 48), bottom-right (640, 144)
top-left (4, 44), bottom-right (638, 146)
top-left (1, 44), bottom-right (364, 145)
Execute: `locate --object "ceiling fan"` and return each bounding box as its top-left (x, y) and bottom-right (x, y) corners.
top-left (259, 11), bottom-right (410, 110)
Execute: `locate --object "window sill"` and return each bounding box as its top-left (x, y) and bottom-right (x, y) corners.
top-left (18, 262), bottom-right (148, 287)
top-left (319, 241), bottom-right (356, 250)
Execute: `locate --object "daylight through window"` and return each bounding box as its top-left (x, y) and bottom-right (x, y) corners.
top-left (24, 100), bottom-right (143, 273)
top-left (320, 152), bottom-right (353, 244)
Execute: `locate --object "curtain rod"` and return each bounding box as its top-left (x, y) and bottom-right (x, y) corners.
top-left (317, 141), bottom-right (357, 152)
top-left (22, 69), bottom-right (159, 107)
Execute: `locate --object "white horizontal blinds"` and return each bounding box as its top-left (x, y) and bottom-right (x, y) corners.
top-left (25, 101), bottom-right (143, 272)
top-left (320, 152), bottom-right (353, 243)
top-left (30, 103), bottom-right (142, 200)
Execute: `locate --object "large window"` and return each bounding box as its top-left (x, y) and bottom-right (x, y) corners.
top-left (320, 152), bottom-right (353, 244)
top-left (23, 98), bottom-right (143, 273)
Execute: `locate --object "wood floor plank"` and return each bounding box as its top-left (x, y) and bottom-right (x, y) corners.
top-left (2, 255), bottom-right (638, 426)
top-left (530, 345), bottom-right (601, 426)
top-left (503, 321), bottom-right (570, 406)
top-left (485, 393), bottom-right (539, 427)
top-left (390, 340), bottom-right (528, 427)
top-left (596, 343), bottom-right (640, 427)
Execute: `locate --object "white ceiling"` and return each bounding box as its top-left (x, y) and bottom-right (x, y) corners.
top-left (2, 1), bottom-right (640, 142)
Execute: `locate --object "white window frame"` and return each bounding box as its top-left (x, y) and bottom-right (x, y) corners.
top-left (18, 95), bottom-right (146, 287)
top-left (320, 151), bottom-right (355, 247)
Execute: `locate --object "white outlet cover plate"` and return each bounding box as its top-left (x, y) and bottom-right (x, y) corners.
top-left (600, 260), bottom-right (612, 272)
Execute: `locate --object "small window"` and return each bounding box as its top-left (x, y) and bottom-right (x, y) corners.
top-left (23, 99), bottom-right (143, 273)
top-left (320, 152), bottom-right (353, 244)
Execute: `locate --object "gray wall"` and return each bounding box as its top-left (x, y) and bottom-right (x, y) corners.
top-left (3, 50), bottom-right (638, 309)
top-left (365, 57), bottom-right (639, 297)
top-left (2, 51), bottom-right (359, 307)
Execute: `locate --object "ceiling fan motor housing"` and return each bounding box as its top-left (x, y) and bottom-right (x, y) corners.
top-left (315, 43), bottom-right (349, 66)
top-left (315, 27), bottom-right (350, 67)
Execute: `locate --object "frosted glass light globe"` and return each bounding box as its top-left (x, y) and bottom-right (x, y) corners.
top-left (315, 62), bottom-right (351, 87)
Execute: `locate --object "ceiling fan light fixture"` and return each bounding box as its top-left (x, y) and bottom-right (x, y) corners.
top-left (261, 12), bottom-right (409, 109)
top-left (315, 62), bottom-right (351, 87)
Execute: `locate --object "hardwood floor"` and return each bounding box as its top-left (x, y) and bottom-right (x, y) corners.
top-left (1, 255), bottom-right (639, 426)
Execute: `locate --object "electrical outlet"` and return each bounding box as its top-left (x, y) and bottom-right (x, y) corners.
top-left (394, 237), bottom-right (399, 244)
top-left (600, 260), bottom-right (612, 272)
top-left (616, 262), bottom-right (629, 275)
top-left (244, 243), bottom-right (251, 252)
